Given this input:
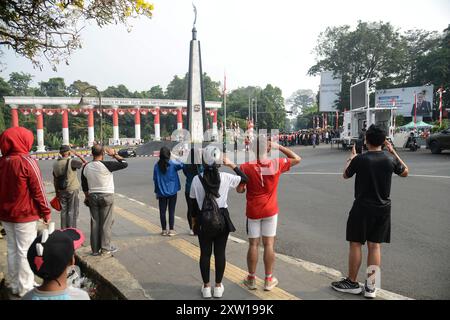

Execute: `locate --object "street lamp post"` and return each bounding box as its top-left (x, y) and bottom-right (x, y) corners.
top-left (78, 86), bottom-right (103, 145)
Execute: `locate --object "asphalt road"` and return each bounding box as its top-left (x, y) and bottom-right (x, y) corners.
top-left (37, 146), bottom-right (450, 299)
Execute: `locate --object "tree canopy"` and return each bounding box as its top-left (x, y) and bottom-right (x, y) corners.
top-left (307, 21), bottom-right (450, 112)
top-left (0, 0), bottom-right (154, 70)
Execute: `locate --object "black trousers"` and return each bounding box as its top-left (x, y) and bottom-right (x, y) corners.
top-left (198, 231), bottom-right (229, 284)
top-left (158, 194), bottom-right (177, 230)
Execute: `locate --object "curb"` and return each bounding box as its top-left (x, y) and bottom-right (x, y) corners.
top-left (76, 247), bottom-right (152, 300)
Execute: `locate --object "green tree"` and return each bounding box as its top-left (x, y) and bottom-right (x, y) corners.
top-left (67, 80), bottom-right (97, 96)
top-left (414, 26), bottom-right (450, 112)
top-left (257, 85), bottom-right (286, 131)
top-left (0, 0), bottom-right (154, 70)
top-left (0, 76), bottom-right (12, 132)
top-left (39, 77), bottom-right (67, 96)
top-left (102, 84), bottom-right (133, 98)
top-left (286, 89), bottom-right (315, 116)
top-left (142, 85), bottom-right (165, 99)
top-left (226, 86), bottom-right (261, 121)
top-left (166, 75), bottom-right (187, 100)
top-left (165, 73), bottom-right (222, 101)
top-left (308, 21), bottom-right (409, 111)
top-left (295, 103), bottom-right (319, 130)
top-left (8, 72), bottom-right (33, 96)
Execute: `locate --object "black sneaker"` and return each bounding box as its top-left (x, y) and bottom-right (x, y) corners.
top-left (364, 281), bottom-right (377, 299)
top-left (331, 278), bottom-right (362, 295)
top-left (102, 246), bottom-right (118, 255)
top-left (91, 251), bottom-right (101, 256)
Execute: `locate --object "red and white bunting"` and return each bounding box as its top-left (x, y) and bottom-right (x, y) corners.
top-left (129, 109), bottom-right (137, 115)
top-left (34, 110), bottom-right (42, 116)
top-left (43, 109), bottom-right (56, 116)
top-left (118, 109), bottom-right (126, 116)
top-left (140, 109), bottom-right (149, 115)
top-left (161, 110), bottom-right (168, 115)
top-left (150, 109), bottom-right (157, 116)
top-left (70, 109), bottom-right (80, 116)
top-left (104, 109), bottom-right (114, 116)
top-left (182, 109), bottom-right (187, 116)
top-left (171, 109), bottom-right (178, 116)
top-left (96, 109), bottom-right (102, 115)
top-left (82, 110), bottom-right (90, 115)
top-left (20, 109), bottom-right (31, 115)
top-left (209, 111), bottom-right (215, 116)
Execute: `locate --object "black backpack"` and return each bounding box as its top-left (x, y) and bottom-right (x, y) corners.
top-left (198, 175), bottom-right (226, 237)
top-left (55, 159), bottom-right (71, 191)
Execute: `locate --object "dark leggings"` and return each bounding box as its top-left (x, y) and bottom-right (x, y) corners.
top-left (198, 231), bottom-right (229, 284)
top-left (185, 192), bottom-right (193, 230)
top-left (158, 194), bottom-right (177, 230)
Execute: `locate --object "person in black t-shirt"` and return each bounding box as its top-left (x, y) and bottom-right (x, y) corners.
top-left (331, 125), bottom-right (408, 299)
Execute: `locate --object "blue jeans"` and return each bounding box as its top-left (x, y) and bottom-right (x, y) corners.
top-left (158, 194), bottom-right (177, 230)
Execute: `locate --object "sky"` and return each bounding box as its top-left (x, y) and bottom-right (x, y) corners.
top-left (2, 0), bottom-right (450, 100)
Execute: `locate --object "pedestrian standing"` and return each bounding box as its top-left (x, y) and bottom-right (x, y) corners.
top-left (53, 145), bottom-right (87, 228)
top-left (239, 136), bottom-right (301, 291)
top-left (153, 146), bottom-right (184, 236)
top-left (0, 127), bottom-right (51, 297)
top-left (81, 144), bottom-right (128, 256)
top-left (331, 125), bottom-right (408, 299)
top-left (190, 147), bottom-right (248, 298)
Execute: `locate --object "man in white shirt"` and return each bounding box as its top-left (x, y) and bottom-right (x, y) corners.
top-left (81, 144), bottom-right (128, 256)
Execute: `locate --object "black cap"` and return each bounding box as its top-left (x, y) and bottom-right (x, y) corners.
top-left (59, 145), bottom-right (71, 154)
top-left (27, 228), bottom-right (85, 280)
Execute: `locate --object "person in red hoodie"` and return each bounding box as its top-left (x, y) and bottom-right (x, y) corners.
top-left (0, 127), bottom-right (51, 297)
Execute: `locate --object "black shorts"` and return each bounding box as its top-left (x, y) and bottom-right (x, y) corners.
top-left (346, 201), bottom-right (391, 244)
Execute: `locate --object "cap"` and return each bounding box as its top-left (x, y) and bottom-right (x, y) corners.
top-left (27, 228), bottom-right (85, 280)
top-left (59, 145), bottom-right (71, 154)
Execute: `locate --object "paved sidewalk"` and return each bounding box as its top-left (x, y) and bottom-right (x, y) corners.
top-left (0, 182), bottom-right (411, 300)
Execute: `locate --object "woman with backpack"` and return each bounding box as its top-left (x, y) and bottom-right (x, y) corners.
top-left (189, 146), bottom-right (248, 299)
top-left (153, 146), bottom-right (184, 236)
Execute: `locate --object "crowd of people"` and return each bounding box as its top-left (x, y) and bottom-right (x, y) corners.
top-left (0, 123), bottom-right (409, 300)
top-left (277, 129), bottom-right (340, 147)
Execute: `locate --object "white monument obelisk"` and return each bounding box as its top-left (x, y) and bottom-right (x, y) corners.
top-left (187, 4), bottom-right (207, 144)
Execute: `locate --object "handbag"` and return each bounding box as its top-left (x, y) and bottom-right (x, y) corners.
top-left (50, 196), bottom-right (62, 211)
top-left (55, 159), bottom-right (71, 191)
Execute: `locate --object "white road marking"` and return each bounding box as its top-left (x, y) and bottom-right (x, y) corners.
top-left (286, 172), bottom-right (450, 179)
top-left (96, 188), bottom-right (414, 299)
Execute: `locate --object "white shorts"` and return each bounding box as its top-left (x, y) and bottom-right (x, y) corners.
top-left (246, 214), bottom-right (278, 238)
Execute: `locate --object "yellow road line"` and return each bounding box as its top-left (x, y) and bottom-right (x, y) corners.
top-left (115, 205), bottom-right (300, 300)
top-left (115, 206), bottom-right (161, 234)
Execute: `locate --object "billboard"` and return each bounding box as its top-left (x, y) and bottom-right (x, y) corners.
top-left (350, 80), bottom-right (368, 110)
top-left (319, 71), bottom-right (341, 112)
top-left (375, 85), bottom-right (434, 118)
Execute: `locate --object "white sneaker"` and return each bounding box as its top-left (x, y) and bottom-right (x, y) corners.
top-left (213, 284), bottom-right (224, 298)
top-left (201, 286), bottom-right (212, 299)
top-left (189, 230), bottom-right (195, 236)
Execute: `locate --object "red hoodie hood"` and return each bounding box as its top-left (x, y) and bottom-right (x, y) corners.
top-left (0, 127), bottom-right (34, 156)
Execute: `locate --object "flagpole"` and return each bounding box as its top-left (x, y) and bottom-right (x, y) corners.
top-left (439, 87), bottom-right (443, 127)
top-left (414, 93), bottom-right (417, 129)
top-left (223, 72), bottom-right (227, 148)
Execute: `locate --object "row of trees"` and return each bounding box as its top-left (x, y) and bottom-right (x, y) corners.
top-left (0, 72), bottom-right (288, 149)
top-left (289, 22), bottom-right (450, 130)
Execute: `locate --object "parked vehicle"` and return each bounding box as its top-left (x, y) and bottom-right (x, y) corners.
top-left (426, 129), bottom-right (450, 154)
